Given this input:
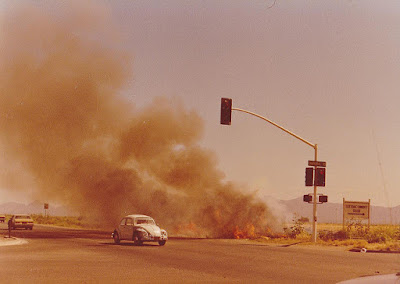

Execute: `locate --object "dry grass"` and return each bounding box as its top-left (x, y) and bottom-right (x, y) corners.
top-left (6, 214), bottom-right (400, 252)
top-left (289, 223), bottom-right (400, 251)
top-left (31, 214), bottom-right (84, 228)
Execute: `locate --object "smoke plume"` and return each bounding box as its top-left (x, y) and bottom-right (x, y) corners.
top-left (0, 2), bottom-right (278, 237)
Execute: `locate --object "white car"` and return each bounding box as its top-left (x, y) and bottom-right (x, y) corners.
top-left (112, 214), bottom-right (168, 246)
top-left (8, 214), bottom-right (34, 230)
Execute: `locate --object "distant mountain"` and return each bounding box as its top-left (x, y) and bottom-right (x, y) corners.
top-left (0, 201), bottom-right (77, 216)
top-left (280, 197), bottom-right (400, 225)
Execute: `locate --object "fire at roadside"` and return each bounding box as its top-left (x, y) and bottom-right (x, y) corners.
top-left (0, 2), bottom-right (282, 238)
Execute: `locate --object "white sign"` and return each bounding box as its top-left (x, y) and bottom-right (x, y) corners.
top-left (343, 201), bottom-right (369, 220)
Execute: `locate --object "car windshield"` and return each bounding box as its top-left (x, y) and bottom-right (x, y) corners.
top-left (136, 218), bottom-right (155, 225)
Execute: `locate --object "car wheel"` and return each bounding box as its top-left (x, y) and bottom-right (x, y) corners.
top-left (158, 240), bottom-right (166, 246)
top-left (133, 232), bottom-right (143, 246)
top-left (113, 231), bottom-right (120, 244)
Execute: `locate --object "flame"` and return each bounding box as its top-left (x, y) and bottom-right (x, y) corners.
top-left (233, 224), bottom-right (256, 239)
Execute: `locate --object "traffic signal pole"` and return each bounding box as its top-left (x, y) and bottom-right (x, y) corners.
top-left (312, 144), bottom-right (318, 243)
top-left (231, 107), bottom-right (319, 243)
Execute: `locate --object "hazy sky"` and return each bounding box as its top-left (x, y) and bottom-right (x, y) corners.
top-left (1, 1), bottom-right (399, 208)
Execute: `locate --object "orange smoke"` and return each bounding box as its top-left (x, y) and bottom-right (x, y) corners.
top-left (0, 2), bottom-right (278, 237)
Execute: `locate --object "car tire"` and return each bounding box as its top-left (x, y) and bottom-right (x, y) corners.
top-left (133, 232), bottom-right (143, 246)
top-left (158, 240), bottom-right (166, 246)
top-left (113, 231), bottom-right (120, 244)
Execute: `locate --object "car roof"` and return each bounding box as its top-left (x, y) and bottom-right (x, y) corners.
top-left (124, 214), bottom-right (153, 219)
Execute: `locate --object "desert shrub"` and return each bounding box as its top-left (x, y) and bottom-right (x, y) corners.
top-left (367, 230), bottom-right (389, 243)
top-left (319, 229), bottom-right (348, 241)
top-left (345, 220), bottom-right (369, 239)
top-left (366, 226), bottom-right (399, 243)
top-left (349, 239), bottom-right (369, 249)
top-left (394, 226), bottom-right (400, 240)
top-left (31, 214), bottom-right (83, 228)
top-left (283, 215), bottom-right (308, 239)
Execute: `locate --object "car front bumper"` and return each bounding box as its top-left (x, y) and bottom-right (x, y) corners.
top-left (141, 235), bottom-right (168, 241)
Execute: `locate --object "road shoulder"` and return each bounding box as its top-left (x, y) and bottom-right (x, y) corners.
top-left (0, 236), bottom-right (28, 246)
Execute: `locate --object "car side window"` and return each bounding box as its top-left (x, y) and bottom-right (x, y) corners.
top-left (120, 218), bottom-right (126, 226)
top-left (126, 218), bottom-right (133, 226)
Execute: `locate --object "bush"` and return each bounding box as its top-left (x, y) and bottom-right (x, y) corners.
top-left (31, 214), bottom-right (83, 228)
top-left (367, 231), bottom-right (388, 243)
top-left (319, 230), bottom-right (348, 241)
top-left (345, 220), bottom-right (369, 239)
top-left (366, 227), bottom-right (398, 243)
top-left (395, 226), bottom-right (400, 240)
top-left (284, 215), bottom-right (308, 239)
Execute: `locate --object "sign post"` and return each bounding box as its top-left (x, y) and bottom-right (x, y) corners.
top-left (44, 203), bottom-right (49, 217)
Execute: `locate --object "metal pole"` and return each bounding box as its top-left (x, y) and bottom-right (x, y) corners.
top-left (343, 198), bottom-right (345, 231)
top-left (368, 199), bottom-right (371, 230)
top-left (232, 108), bottom-right (315, 148)
top-left (232, 107), bottom-right (319, 243)
top-left (312, 144), bottom-right (318, 242)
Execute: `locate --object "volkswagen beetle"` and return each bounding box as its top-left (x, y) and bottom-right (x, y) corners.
top-left (112, 214), bottom-right (167, 246)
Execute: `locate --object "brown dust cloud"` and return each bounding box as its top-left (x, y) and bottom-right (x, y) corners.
top-left (0, 3), bottom-right (279, 238)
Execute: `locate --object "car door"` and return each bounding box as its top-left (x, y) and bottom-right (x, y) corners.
top-left (118, 218), bottom-right (128, 239)
top-left (119, 218), bottom-right (134, 240)
top-left (125, 218), bottom-right (134, 240)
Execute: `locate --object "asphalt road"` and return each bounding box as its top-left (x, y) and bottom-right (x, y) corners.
top-left (0, 223), bottom-right (399, 283)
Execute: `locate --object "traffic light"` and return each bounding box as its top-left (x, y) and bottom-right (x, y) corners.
top-left (315, 167), bottom-right (326, 187)
top-left (305, 167), bottom-right (313, 186)
top-left (303, 194), bottom-right (312, 202)
top-left (220, 98), bottom-right (232, 125)
top-left (319, 195), bottom-right (328, 203)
